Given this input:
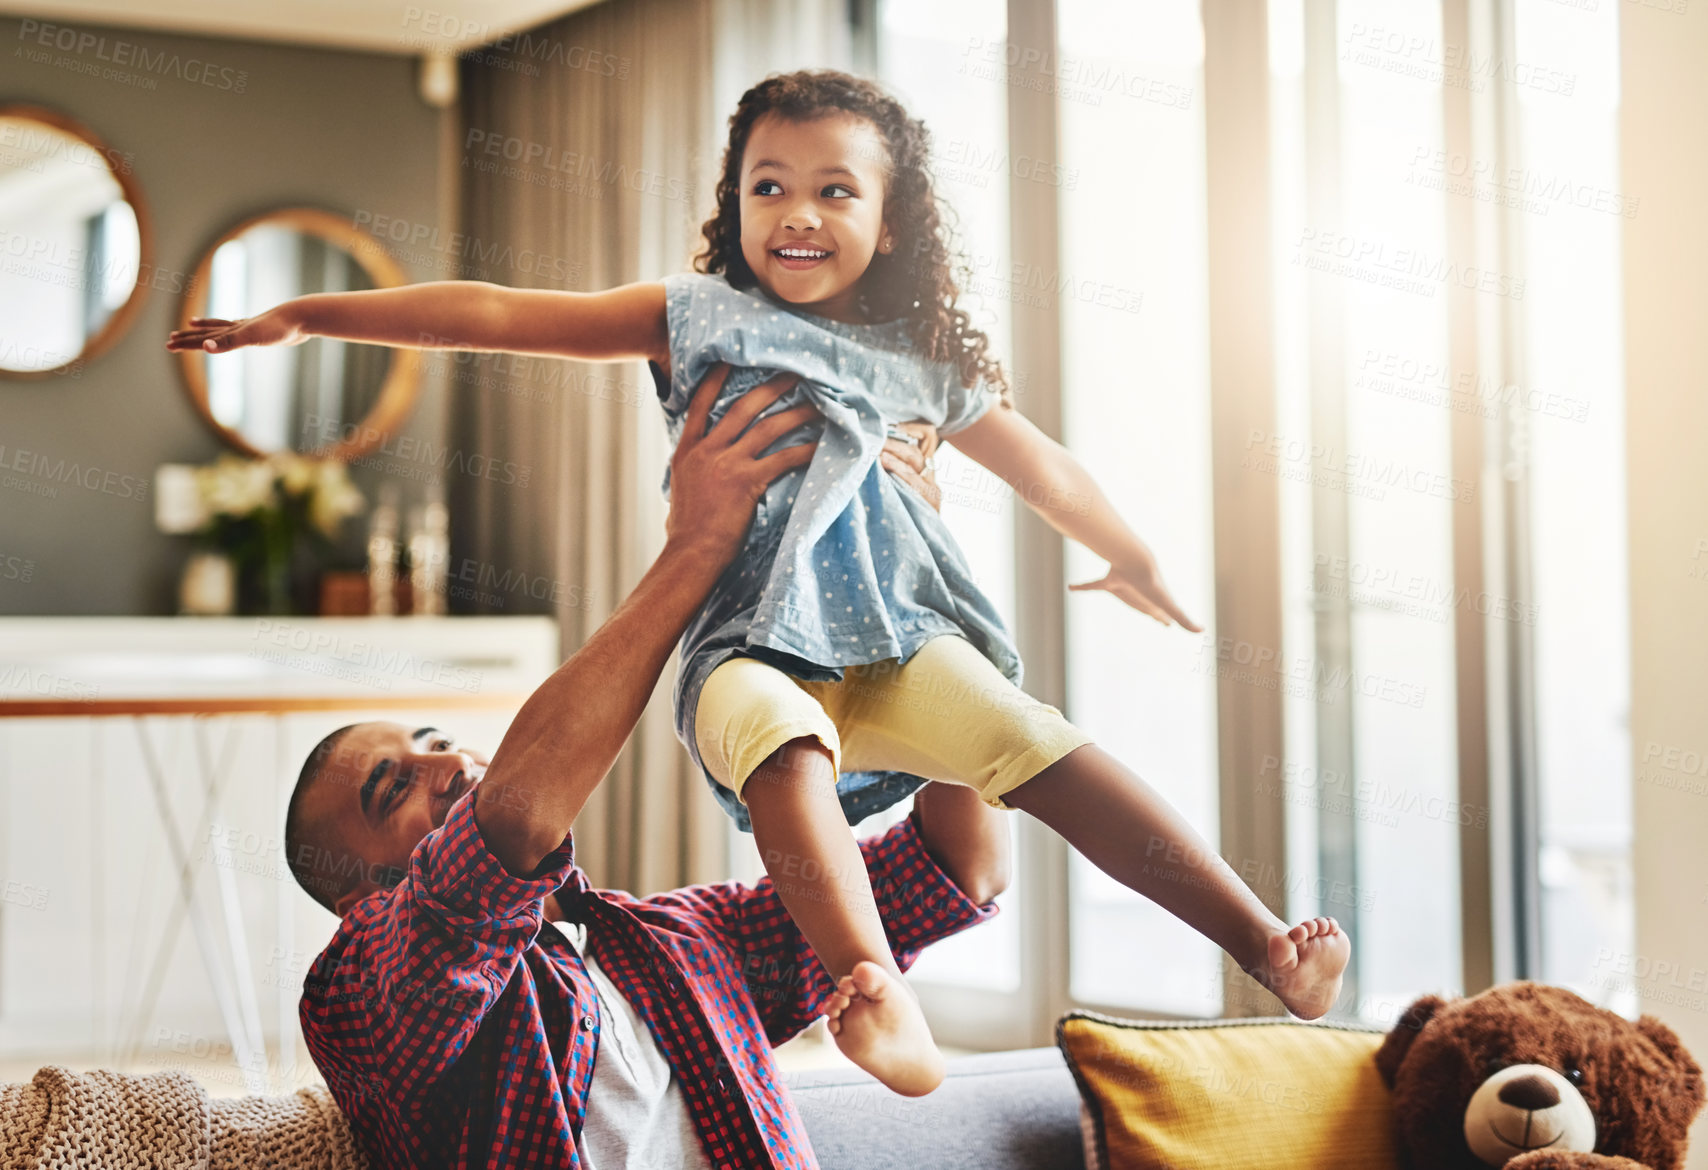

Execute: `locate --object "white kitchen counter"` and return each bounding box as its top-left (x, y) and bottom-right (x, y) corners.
top-left (0, 615), bottom-right (560, 1091)
top-left (0, 615), bottom-right (559, 703)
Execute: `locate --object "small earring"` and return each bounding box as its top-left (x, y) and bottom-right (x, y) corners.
top-left (880, 238), bottom-right (892, 253)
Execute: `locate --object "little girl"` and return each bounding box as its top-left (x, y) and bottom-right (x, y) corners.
top-left (170, 69), bottom-right (1348, 1097)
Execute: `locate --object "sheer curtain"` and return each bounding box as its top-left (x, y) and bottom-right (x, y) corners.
top-left (451, 0), bottom-right (848, 892)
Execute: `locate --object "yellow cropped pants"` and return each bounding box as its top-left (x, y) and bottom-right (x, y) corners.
top-left (693, 633), bottom-right (1094, 809)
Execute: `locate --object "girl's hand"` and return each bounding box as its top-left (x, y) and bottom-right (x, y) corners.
top-left (1070, 545), bottom-right (1203, 632)
top-left (166, 305), bottom-right (307, 354)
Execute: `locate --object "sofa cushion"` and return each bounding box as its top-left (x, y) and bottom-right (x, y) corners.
top-left (0, 1064), bottom-right (368, 1169)
top-left (786, 1046), bottom-right (1085, 1170)
top-left (1057, 1012), bottom-right (1400, 1170)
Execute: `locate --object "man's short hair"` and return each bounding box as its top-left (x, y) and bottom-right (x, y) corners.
top-left (284, 724), bottom-right (360, 913)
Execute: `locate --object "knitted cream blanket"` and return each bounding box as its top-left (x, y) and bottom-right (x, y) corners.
top-left (0, 1065), bottom-right (369, 1170)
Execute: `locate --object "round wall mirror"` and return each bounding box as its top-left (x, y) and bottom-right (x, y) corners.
top-left (176, 207), bottom-right (421, 460)
top-left (0, 105), bottom-right (151, 378)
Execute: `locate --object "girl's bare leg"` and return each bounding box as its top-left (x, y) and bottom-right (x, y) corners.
top-left (909, 780), bottom-right (1011, 907)
top-left (1003, 743), bottom-right (1350, 1019)
top-left (743, 737), bottom-right (944, 1095)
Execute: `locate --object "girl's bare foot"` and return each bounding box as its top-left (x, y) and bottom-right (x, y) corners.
top-left (1249, 916), bottom-right (1351, 1020)
top-left (823, 961), bottom-right (945, 1097)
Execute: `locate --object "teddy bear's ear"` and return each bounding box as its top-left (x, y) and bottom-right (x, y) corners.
top-left (1638, 1014), bottom-right (1706, 1112)
top-left (1375, 994), bottom-right (1448, 1088)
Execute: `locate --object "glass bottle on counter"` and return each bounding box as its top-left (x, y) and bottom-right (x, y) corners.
top-left (367, 482), bottom-right (400, 617)
top-left (408, 490), bottom-right (449, 617)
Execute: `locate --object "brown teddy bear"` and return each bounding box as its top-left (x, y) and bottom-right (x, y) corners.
top-left (1374, 982), bottom-right (1704, 1169)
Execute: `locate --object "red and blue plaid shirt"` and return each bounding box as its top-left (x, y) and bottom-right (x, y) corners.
top-left (299, 789), bottom-right (995, 1170)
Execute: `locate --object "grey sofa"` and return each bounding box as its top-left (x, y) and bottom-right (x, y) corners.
top-left (787, 1047), bottom-right (1086, 1170)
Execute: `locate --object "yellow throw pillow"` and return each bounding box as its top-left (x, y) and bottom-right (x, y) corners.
top-left (1057, 1012), bottom-right (1401, 1170)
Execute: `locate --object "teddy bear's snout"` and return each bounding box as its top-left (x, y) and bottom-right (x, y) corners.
top-left (1496, 1073), bottom-right (1561, 1111)
top-left (1462, 1063), bottom-right (1597, 1166)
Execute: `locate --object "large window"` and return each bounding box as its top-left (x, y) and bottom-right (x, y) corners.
top-left (850, 0), bottom-right (1630, 1044)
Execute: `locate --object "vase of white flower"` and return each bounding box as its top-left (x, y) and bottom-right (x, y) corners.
top-left (185, 454), bottom-right (366, 615)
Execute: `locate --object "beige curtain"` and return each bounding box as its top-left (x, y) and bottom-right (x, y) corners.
top-left (451, 0), bottom-right (849, 893)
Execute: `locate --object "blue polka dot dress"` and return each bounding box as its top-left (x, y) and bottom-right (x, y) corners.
top-left (653, 272), bottom-right (1019, 831)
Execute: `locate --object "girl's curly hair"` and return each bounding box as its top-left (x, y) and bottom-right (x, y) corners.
top-left (693, 69), bottom-right (1009, 404)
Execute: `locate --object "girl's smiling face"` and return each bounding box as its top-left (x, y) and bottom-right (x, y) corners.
top-left (738, 110), bottom-right (895, 323)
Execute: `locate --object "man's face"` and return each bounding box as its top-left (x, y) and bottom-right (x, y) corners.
top-left (302, 721), bottom-right (488, 917)
top-left (738, 110), bottom-right (892, 323)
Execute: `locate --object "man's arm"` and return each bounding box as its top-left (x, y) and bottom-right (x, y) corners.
top-left (302, 363), bottom-right (819, 1105)
top-left (304, 794), bottom-right (573, 1104)
top-left (472, 365), bottom-right (816, 877)
top-left (635, 814), bottom-right (1000, 1046)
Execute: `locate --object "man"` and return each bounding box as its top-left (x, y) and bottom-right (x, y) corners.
top-left (285, 365), bottom-right (1010, 1170)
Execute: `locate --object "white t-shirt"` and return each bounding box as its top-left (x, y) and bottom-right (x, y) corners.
top-left (553, 920), bottom-right (712, 1170)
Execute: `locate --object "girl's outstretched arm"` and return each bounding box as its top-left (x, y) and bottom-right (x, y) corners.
top-left (947, 403), bottom-right (1202, 631)
top-left (166, 280), bottom-right (670, 368)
